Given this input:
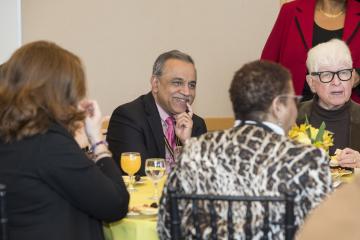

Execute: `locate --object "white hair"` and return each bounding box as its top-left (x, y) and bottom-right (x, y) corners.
top-left (306, 39), bottom-right (353, 73)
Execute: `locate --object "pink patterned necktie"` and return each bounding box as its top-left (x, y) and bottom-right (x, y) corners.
top-left (165, 116), bottom-right (176, 150)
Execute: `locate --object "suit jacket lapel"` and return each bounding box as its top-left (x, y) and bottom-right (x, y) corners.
top-left (295, 0), bottom-right (317, 50)
top-left (343, 0), bottom-right (360, 43)
top-left (349, 101), bottom-right (360, 151)
top-left (144, 92), bottom-right (165, 157)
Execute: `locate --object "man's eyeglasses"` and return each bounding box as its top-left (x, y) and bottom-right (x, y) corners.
top-left (276, 94), bottom-right (303, 107)
top-left (310, 68), bottom-right (353, 83)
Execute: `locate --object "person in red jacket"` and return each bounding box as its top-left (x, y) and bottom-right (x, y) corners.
top-left (261, 0), bottom-right (360, 102)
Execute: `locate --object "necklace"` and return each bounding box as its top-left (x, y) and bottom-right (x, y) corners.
top-left (319, 8), bottom-right (344, 18)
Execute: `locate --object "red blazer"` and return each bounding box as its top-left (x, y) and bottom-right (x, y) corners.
top-left (261, 0), bottom-right (360, 103)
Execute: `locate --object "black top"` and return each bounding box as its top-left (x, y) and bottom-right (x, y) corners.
top-left (0, 122), bottom-right (129, 240)
top-left (312, 22), bottom-right (343, 47)
top-left (107, 92), bottom-right (208, 175)
top-left (309, 97), bottom-right (350, 155)
top-left (301, 23), bottom-right (344, 102)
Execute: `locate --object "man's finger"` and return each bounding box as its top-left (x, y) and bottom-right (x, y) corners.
top-left (186, 103), bottom-right (193, 118)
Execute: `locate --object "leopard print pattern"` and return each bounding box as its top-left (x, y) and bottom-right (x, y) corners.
top-left (157, 124), bottom-right (333, 240)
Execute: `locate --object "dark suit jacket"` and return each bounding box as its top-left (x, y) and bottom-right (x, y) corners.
top-left (0, 123), bottom-right (129, 240)
top-left (297, 100), bottom-right (360, 152)
top-left (261, 0), bottom-right (360, 102)
top-left (107, 92), bottom-right (207, 175)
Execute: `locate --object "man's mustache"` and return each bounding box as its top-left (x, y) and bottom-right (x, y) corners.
top-left (173, 94), bottom-right (192, 103)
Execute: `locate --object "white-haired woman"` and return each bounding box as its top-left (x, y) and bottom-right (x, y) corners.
top-left (298, 38), bottom-right (360, 168)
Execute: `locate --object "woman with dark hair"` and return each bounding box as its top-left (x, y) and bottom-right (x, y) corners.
top-left (157, 60), bottom-right (332, 239)
top-left (0, 41), bottom-right (129, 240)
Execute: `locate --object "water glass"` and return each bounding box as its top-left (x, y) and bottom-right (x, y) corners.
top-left (145, 158), bottom-right (166, 201)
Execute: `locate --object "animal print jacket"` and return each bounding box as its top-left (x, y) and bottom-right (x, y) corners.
top-left (157, 124), bottom-right (332, 240)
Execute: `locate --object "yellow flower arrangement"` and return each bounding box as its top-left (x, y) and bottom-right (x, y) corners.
top-left (288, 116), bottom-right (334, 153)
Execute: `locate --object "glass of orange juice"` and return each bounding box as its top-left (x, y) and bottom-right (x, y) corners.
top-left (120, 152), bottom-right (141, 192)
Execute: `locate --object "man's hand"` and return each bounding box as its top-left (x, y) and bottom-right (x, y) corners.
top-left (174, 103), bottom-right (193, 144)
top-left (338, 147), bottom-right (360, 168)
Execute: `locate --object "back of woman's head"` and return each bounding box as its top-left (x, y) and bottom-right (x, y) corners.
top-left (229, 60), bottom-right (291, 121)
top-left (0, 41), bottom-right (86, 142)
top-left (306, 39), bottom-right (353, 73)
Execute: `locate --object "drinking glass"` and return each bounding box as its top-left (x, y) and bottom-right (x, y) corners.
top-left (145, 158), bottom-right (166, 201)
top-left (120, 152), bottom-right (141, 192)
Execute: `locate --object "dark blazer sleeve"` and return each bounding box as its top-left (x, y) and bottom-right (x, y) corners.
top-left (191, 114), bottom-right (207, 137)
top-left (296, 100), bottom-right (313, 125)
top-left (37, 130), bottom-right (129, 223)
top-left (107, 104), bottom-right (151, 175)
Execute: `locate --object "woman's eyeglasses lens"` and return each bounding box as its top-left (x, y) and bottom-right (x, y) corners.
top-left (277, 95), bottom-right (302, 108)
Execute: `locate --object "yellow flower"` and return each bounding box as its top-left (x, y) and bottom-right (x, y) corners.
top-left (309, 126), bottom-right (318, 139)
top-left (288, 117), bottom-right (334, 153)
top-left (296, 132), bottom-right (312, 145)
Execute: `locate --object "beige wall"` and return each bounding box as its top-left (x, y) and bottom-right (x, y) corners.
top-left (0, 0), bottom-right (21, 64)
top-left (21, 0), bottom-right (280, 117)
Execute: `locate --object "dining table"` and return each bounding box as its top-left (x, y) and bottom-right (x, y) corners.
top-left (103, 176), bottom-right (167, 240)
top-left (103, 168), bottom-right (359, 240)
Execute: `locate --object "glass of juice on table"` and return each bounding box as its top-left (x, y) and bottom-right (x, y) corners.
top-left (120, 152), bottom-right (141, 192)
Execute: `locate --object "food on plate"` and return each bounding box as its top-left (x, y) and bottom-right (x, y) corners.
top-left (330, 167), bottom-right (352, 177)
top-left (329, 149), bottom-right (342, 167)
top-left (128, 203), bottom-right (159, 215)
top-left (135, 174), bottom-right (141, 182)
top-left (150, 202), bottom-right (158, 208)
top-left (122, 175), bottom-right (145, 184)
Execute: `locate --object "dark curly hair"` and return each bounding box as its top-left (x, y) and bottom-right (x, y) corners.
top-left (0, 41), bottom-right (86, 142)
top-left (229, 60), bottom-right (291, 121)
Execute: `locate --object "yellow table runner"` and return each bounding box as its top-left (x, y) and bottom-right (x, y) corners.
top-left (104, 176), bottom-right (166, 240)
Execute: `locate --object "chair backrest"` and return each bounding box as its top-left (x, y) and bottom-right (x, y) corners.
top-left (204, 117), bottom-right (235, 131)
top-left (0, 184), bottom-right (7, 240)
top-left (169, 189), bottom-right (296, 240)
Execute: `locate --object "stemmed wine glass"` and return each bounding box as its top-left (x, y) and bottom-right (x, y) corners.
top-left (145, 158), bottom-right (166, 201)
top-left (120, 152), bottom-right (141, 192)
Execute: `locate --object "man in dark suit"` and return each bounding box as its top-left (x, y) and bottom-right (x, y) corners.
top-left (107, 50), bottom-right (207, 175)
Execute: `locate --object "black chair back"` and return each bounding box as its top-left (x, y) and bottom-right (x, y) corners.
top-left (0, 184), bottom-right (7, 240)
top-left (169, 189), bottom-right (296, 240)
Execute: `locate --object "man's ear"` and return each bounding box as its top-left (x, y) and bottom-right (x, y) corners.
top-left (151, 76), bottom-right (159, 93)
top-left (306, 75), bottom-right (316, 93)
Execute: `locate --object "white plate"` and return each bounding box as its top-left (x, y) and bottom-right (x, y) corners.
top-left (126, 208), bottom-right (158, 218)
top-left (139, 207), bottom-right (158, 216)
top-left (332, 180), bottom-right (342, 188)
top-left (122, 176), bottom-right (146, 185)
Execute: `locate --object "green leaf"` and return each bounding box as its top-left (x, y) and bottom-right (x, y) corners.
top-left (305, 115), bottom-right (310, 125)
top-left (305, 115), bottom-right (312, 143)
top-left (315, 122), bottom-right (326, 143)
